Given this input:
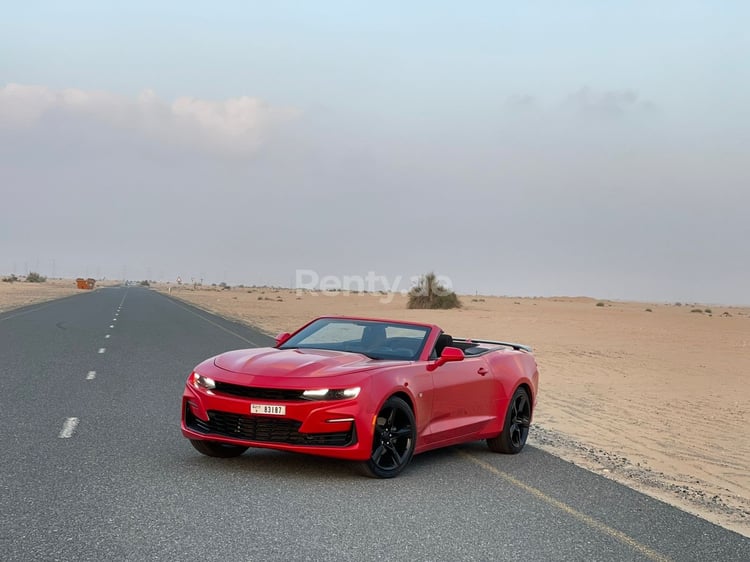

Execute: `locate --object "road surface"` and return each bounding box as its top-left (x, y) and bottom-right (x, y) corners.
top-left (1, 287), bottom-right (747, 561)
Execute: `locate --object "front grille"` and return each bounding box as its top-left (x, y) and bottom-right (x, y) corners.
top-left (186, 408), bottom-right (355, 447)
top-left (213, 382), bottom-right (306, 401)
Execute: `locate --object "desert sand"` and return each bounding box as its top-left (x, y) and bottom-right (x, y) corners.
top-left (0, 278), bottom-right (84, 313)
top-left (2, 281), bottom-right (747, 536)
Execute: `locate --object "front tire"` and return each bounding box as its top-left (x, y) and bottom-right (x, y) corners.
top-left (190, 439), bottom-right (248, 458)
top-left (359, 396), bottom-right (416, 478)
top-left (487, 387), bottom-right (531, 454)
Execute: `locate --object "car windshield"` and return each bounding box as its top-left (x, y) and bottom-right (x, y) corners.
top-left (279, 318), bottom-right (430, 361)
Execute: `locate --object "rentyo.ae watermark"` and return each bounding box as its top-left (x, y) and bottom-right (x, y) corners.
top-left (295, 269), bottom-right (454, 304)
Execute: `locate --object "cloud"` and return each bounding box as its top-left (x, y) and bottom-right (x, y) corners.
top-left (0, 83), bottom-right (297, 155)
top-left (562, 86), bottom-right (658, 119)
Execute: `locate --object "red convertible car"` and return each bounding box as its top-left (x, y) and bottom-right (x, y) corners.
top-left (182, 316), bottom-right (539, 478)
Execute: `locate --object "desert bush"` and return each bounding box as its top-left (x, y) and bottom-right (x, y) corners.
top-left (704, 308), bottom-right (712, 314)
top-left (407, 272), bottom-right (461, 310)
top-left (26, 272), bottom-right (46, 283)
top-left (2, 274), bottom-right (18, 283)
top-left (139, 280), bottom-right (150, 287)
top-left (645, 308), bottom-right (653, 312)
top-left (596, 302), bottom-right (606, 307)
top-left (690, 308), bottom-right (703, 313)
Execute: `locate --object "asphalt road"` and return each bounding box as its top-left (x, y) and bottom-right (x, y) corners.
top-left (1, 287), bottom-right (747, 561)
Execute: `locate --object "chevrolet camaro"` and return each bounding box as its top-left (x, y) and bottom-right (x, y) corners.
top-left (181, 316), bottom-right (539, 478)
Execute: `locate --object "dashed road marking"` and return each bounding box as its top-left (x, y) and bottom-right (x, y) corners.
top-left (109, 325), bottom-right (114, 328)
top-left (86, 371), bottom-right (96, 380)
top-left (105, 334), bottom-right (111, 339)
top-left (59, 417), bottom-right (79, 438)
top-left (459, 451), bottom-right (673, 562)
top-left (98, 348), bottom-right (106, 354)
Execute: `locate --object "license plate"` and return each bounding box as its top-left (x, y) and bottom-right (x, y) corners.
top-left (251, 404), bottom-right (286, 416)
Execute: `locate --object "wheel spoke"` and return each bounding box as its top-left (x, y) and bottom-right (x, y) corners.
top-left (517, 394), bottom-right (528, 410)
top-left (385, 441), bottom-right (404, 465)
top-left (391, 427), bottom-right (412, 438)
top-left (373, 444), bottom-right (387, 464)
top-left (386, 407), bottom-right (396, 427)
top-left (512, 429), bottom-right (522, 447)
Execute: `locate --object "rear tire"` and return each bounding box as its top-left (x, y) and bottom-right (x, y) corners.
top-left (359, 396), bottom-right (416, 478)
top-left (190, 439), bottom-right (248, 458)
top-left (487, 387), bottom-right (531, 454)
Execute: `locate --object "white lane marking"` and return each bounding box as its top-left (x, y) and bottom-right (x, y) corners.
top-left (109, 325), bottom-right (114, 328)
top-left (0, 301), bottom-right (58, 323)
top-left (86, 371), bottom-right (96, 380)
top-left (105, 334), bottom-right (111, 339)
top-left (162, 296), bottom-right (262, 346)
top-left (112, 318), bottom-right (117, 322)
top-left (98, 348), bottom-right (106, 354)
top-left (59, 417), bottom-right (79, 438)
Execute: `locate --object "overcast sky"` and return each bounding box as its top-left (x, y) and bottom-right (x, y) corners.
top-left (1, 2), bottom-right (748, 304)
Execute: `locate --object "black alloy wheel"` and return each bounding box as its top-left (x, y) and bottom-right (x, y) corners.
top-left (359, 396), bottom-right (416, 478)
top-left (487, 387), bottom-right (531, 454)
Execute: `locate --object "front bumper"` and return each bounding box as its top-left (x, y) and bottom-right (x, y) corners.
top-left (181, 384), bottom-right (374, 461)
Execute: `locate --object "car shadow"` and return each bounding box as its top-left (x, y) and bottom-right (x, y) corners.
top-left (177, 441), bottom-right (501, 480)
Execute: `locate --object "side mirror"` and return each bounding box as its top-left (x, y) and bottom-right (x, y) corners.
top-left (434, 346), bottom-right (464, 368)
top-left (275, 332), bottom-right (292, 347)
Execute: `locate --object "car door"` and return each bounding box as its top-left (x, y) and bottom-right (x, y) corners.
top-left (422, 356), bottom-right (496, 445)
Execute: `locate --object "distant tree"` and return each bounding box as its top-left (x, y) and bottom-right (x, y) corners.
top-left (2, 274), bottom-right (18, 283)
top-left (407, 272), bottom-right (461, 309)
top-left (26, 272), bottom-right (47, 283)
top-left (139, 280), bottom-right (150, 287)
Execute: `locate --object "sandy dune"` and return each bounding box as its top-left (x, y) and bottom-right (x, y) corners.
top-left (161, 284), bottom-right (750, 536)
top-left (0, 278), bottom-right (83, 312)
top-left (2, 281), bottom-right (747, 536)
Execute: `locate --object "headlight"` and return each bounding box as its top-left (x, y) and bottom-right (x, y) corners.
top-left (302, 387), bottom-right (360, 400)
top-left (191, 372), bottom-right (216, 390)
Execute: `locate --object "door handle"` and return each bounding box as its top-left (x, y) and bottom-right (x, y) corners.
top-left (477, 367), bottom-right (488, 376)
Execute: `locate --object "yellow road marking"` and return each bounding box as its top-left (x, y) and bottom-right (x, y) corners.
top-left (459, 451), bottom-right (673, 562)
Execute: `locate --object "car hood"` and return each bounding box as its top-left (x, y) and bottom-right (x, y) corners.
top-left (213, 347), bottom-right (403, 379)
